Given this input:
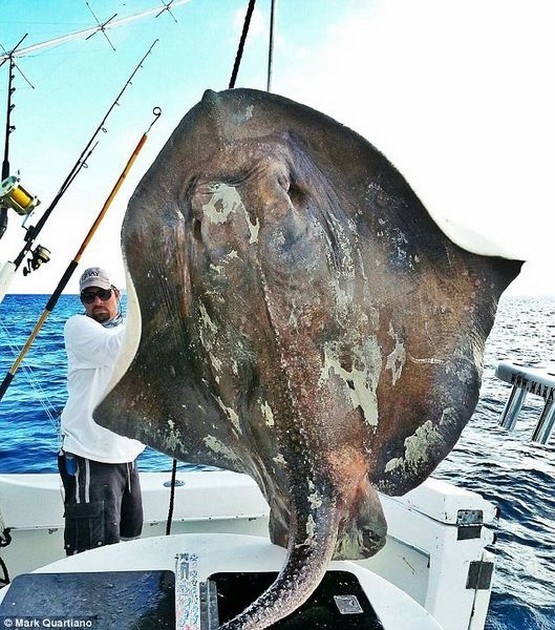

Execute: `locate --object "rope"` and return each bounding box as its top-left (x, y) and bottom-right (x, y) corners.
top-left (0, 555), bottom-right (9, 586)
top-left (165, 0), bottom-right (258, 536)
top-left (267, 0), bottom-right (277, 91)
top-left (0, 504), bottom-right (11, 585)
top-left (165, 458), bottom-right (178, 535)
top-left (228, 0), bottom-right (257, 89)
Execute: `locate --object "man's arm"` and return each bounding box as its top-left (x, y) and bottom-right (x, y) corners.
top-left (64, 314), bottom-right (124, 368)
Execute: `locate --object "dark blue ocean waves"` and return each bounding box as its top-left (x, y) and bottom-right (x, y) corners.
top-left (1, 293), bottom-right (554, 628)
top-left (0, 294), bottom-right (179, 474)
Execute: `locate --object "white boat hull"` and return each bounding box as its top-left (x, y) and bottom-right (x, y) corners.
top-left (0, 470), bottom-right (496, 629)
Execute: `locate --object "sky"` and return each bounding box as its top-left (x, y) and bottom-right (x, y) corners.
top-left (0, 0), bottom-right (554, 296)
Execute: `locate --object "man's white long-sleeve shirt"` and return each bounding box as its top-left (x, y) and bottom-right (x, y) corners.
top-left (60, 314), bottom-right (145, 463)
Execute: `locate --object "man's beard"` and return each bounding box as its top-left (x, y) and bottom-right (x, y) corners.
top-left (92, 310), bottom-right (110, 323)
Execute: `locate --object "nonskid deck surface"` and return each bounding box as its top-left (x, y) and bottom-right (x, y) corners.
top-left (0, 570), bottom-right (175, 629)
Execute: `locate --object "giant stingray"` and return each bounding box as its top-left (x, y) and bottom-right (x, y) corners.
top-left (95, 88), bottom-right (522, 629)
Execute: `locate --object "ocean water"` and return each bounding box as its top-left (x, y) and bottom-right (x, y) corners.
top-left (0, 293), bottom-right (554, 629)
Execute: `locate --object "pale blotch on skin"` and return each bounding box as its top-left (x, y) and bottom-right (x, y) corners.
top-left (469, 338), bottom-right (485, 374)
top-left (321, 215), bottom-right (357, 325)
top-left (303, 513), bottom-right (317, 545)
top-left (244, 104), bottom-right (254, 120)
top-left (335, 529), bottom-right (368, 560)
top-left (273, 453), bottom-right (287, 466)
top-left (202, 182), bottom-right (239, 224)
top-left (216, 396), bottom-right (241, 434)
top-left (319, 341), bottom-right (381, 427)
top-left (404, 419), bottom-right (443, 465)
top-left (203, 435), bottom-right (238, 463)
top-left (163, 418), bottom-right (185, 451)
top-left (385, 322), bottom-right (406, 385)
top-left (334, 285), bottom-right (353, 321)
top-left (208, 250), bottom-right (241, 276)
top-left (246, 212), bottom-right (260, 244)
top-left (198, 301), bottom-right (217, 333)
top-left (408, 356), bottom-right (444, 366)
top-left (307, 489), bottom-right (323, 510)
top-left (259, 399), bottom-right (275, 427)
top-left (384, 411), bottom-right (453, 474)
top-left (202, 182), bottom-right (259, 244)
top-left (198, 301), bottom-right (223, 383)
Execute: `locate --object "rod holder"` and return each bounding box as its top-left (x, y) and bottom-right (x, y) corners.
top-left (499, 385), bottom-right (527, 431)
top-left (495, 360), bottom-right (555, 444)
top-left (531, 400), bottom-right (555, 444)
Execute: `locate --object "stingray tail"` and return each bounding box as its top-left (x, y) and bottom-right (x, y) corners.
top-left (218, 496), bottom-right (340, 630)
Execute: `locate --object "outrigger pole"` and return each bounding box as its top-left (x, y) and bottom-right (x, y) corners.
top-left (85, 2), bottom-right (118, 52)
top-left (0, 1), bottom-right (189, 63)
top-left (0, 40), bottom-right (158, 303)
top-left (0, 106), bottom-right (161, 402)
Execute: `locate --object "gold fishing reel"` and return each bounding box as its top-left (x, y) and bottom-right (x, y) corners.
top-left (0, 175), bottom-right (40, 216)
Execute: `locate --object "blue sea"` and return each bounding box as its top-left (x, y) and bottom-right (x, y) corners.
top-left (0, 293), bottom-right (554, 629)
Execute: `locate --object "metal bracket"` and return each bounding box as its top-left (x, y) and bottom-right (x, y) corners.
top-left (175, 553), bottom-right (220, 630)
top-left (466, 560), bottom-right (494, 590)
top-left (175, 552), bottom-right (200, 630)
top-left (200, 580), bottom-right (220, 629)
top-left (456, 509), bottom-right (483, 540)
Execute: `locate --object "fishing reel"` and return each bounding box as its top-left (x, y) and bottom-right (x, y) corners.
top-left (0, 175), bottom-right (40, 241)
top-left (22, 244), bottom-right (51, 276)
top-left (0, 175), bottom-right (40, 216)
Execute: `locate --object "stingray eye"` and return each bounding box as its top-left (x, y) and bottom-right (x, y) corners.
top-left (192, 217), bottom-right (202, 240)
top-left (278, 171), bottom-right (307, 209)
top-left (188, 179), bottom-right (211, 240)
top-left (287, 177), bottom-right (306, 209)
top-left (278, 172), bottom-right (290, 191)
top-left (187, 195), bottom-right (203, 241)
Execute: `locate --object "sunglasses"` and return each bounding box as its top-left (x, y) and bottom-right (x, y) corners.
top-left (80, 288), bottom-right (113, 304)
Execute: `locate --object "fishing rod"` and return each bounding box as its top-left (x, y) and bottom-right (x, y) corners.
top-left (0, 40), bottom-right (158, 304)
top-left (0, 106), bottom-right (161, 402)
top-left (0, 33), bottom-right (36, 242)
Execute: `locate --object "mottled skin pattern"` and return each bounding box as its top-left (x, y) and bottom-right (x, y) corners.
top-left (94, 89), bottom-right (522, 629)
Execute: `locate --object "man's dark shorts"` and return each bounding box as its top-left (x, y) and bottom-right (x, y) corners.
top-left (58, 452), bottom-right (143, 555)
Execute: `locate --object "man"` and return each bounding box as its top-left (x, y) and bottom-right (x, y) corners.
top-left (58, 267), bottom-right (145, 555)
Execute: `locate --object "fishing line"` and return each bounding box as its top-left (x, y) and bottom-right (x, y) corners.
top-left (0, 106), bottom-right (162, 402)
top-left (0, 318), bottom-right (60, 429)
